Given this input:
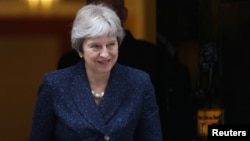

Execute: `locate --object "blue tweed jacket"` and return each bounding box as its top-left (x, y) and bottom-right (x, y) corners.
top-left (29, 61), bottom-right (162, 141)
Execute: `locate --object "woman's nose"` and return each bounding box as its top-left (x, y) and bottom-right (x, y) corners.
top-left (100, 47), bottom-right (109, 57)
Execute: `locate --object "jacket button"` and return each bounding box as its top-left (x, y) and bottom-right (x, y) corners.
top-left (104, 135), bottom-right (110, 141)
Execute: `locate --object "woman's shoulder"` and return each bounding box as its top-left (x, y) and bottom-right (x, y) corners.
top-left (115, 63), bottom-right (150, 81)
top-left (114, 64), bottom-right (154, 92)
top-left (43, 66), bottom-right (76, 82)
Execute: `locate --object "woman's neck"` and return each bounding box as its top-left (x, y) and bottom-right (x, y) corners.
top-left (86, 69), bottom-right (110, 93)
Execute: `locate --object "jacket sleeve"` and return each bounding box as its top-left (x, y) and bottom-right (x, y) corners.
top-left (134, 75), bottom-right (163, 141)
top-left (29, 75), bottom-right (56, 141)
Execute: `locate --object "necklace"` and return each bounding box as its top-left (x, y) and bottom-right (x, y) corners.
top-left (91, 90), bottom-right (104, 98)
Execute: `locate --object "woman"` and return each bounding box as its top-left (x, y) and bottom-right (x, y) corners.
top-left (29, 3), bottom-right (162, 141)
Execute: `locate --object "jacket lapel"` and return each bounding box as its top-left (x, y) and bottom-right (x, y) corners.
top-left (70, 62), bottom-right (106, 133)
top-left (98, 64), bottom-right (128, 123)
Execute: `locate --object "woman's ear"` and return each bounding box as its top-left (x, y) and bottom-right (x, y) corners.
top-left (78, 52), bottom-right (83, 58)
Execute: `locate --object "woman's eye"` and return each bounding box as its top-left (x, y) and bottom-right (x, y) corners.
top-left (107, 42), bottom-right (116, 47)
top-left (91, 44), bottom-right (101, 48)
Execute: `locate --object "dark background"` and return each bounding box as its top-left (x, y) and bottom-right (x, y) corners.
top-left (157, 0), bottom-right (250, 140)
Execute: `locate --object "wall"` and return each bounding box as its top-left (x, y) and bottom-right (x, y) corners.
top-left (125, 0), bottom-right (156, 43)
top-left (0, 17), bottom-right (73, 141)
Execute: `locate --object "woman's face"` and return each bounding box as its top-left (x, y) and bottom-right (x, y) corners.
top-left (79, 35), bottom-right (118, 74)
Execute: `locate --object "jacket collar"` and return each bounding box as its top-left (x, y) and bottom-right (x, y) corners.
top-left (70, 61), bottom-right (128, 133)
